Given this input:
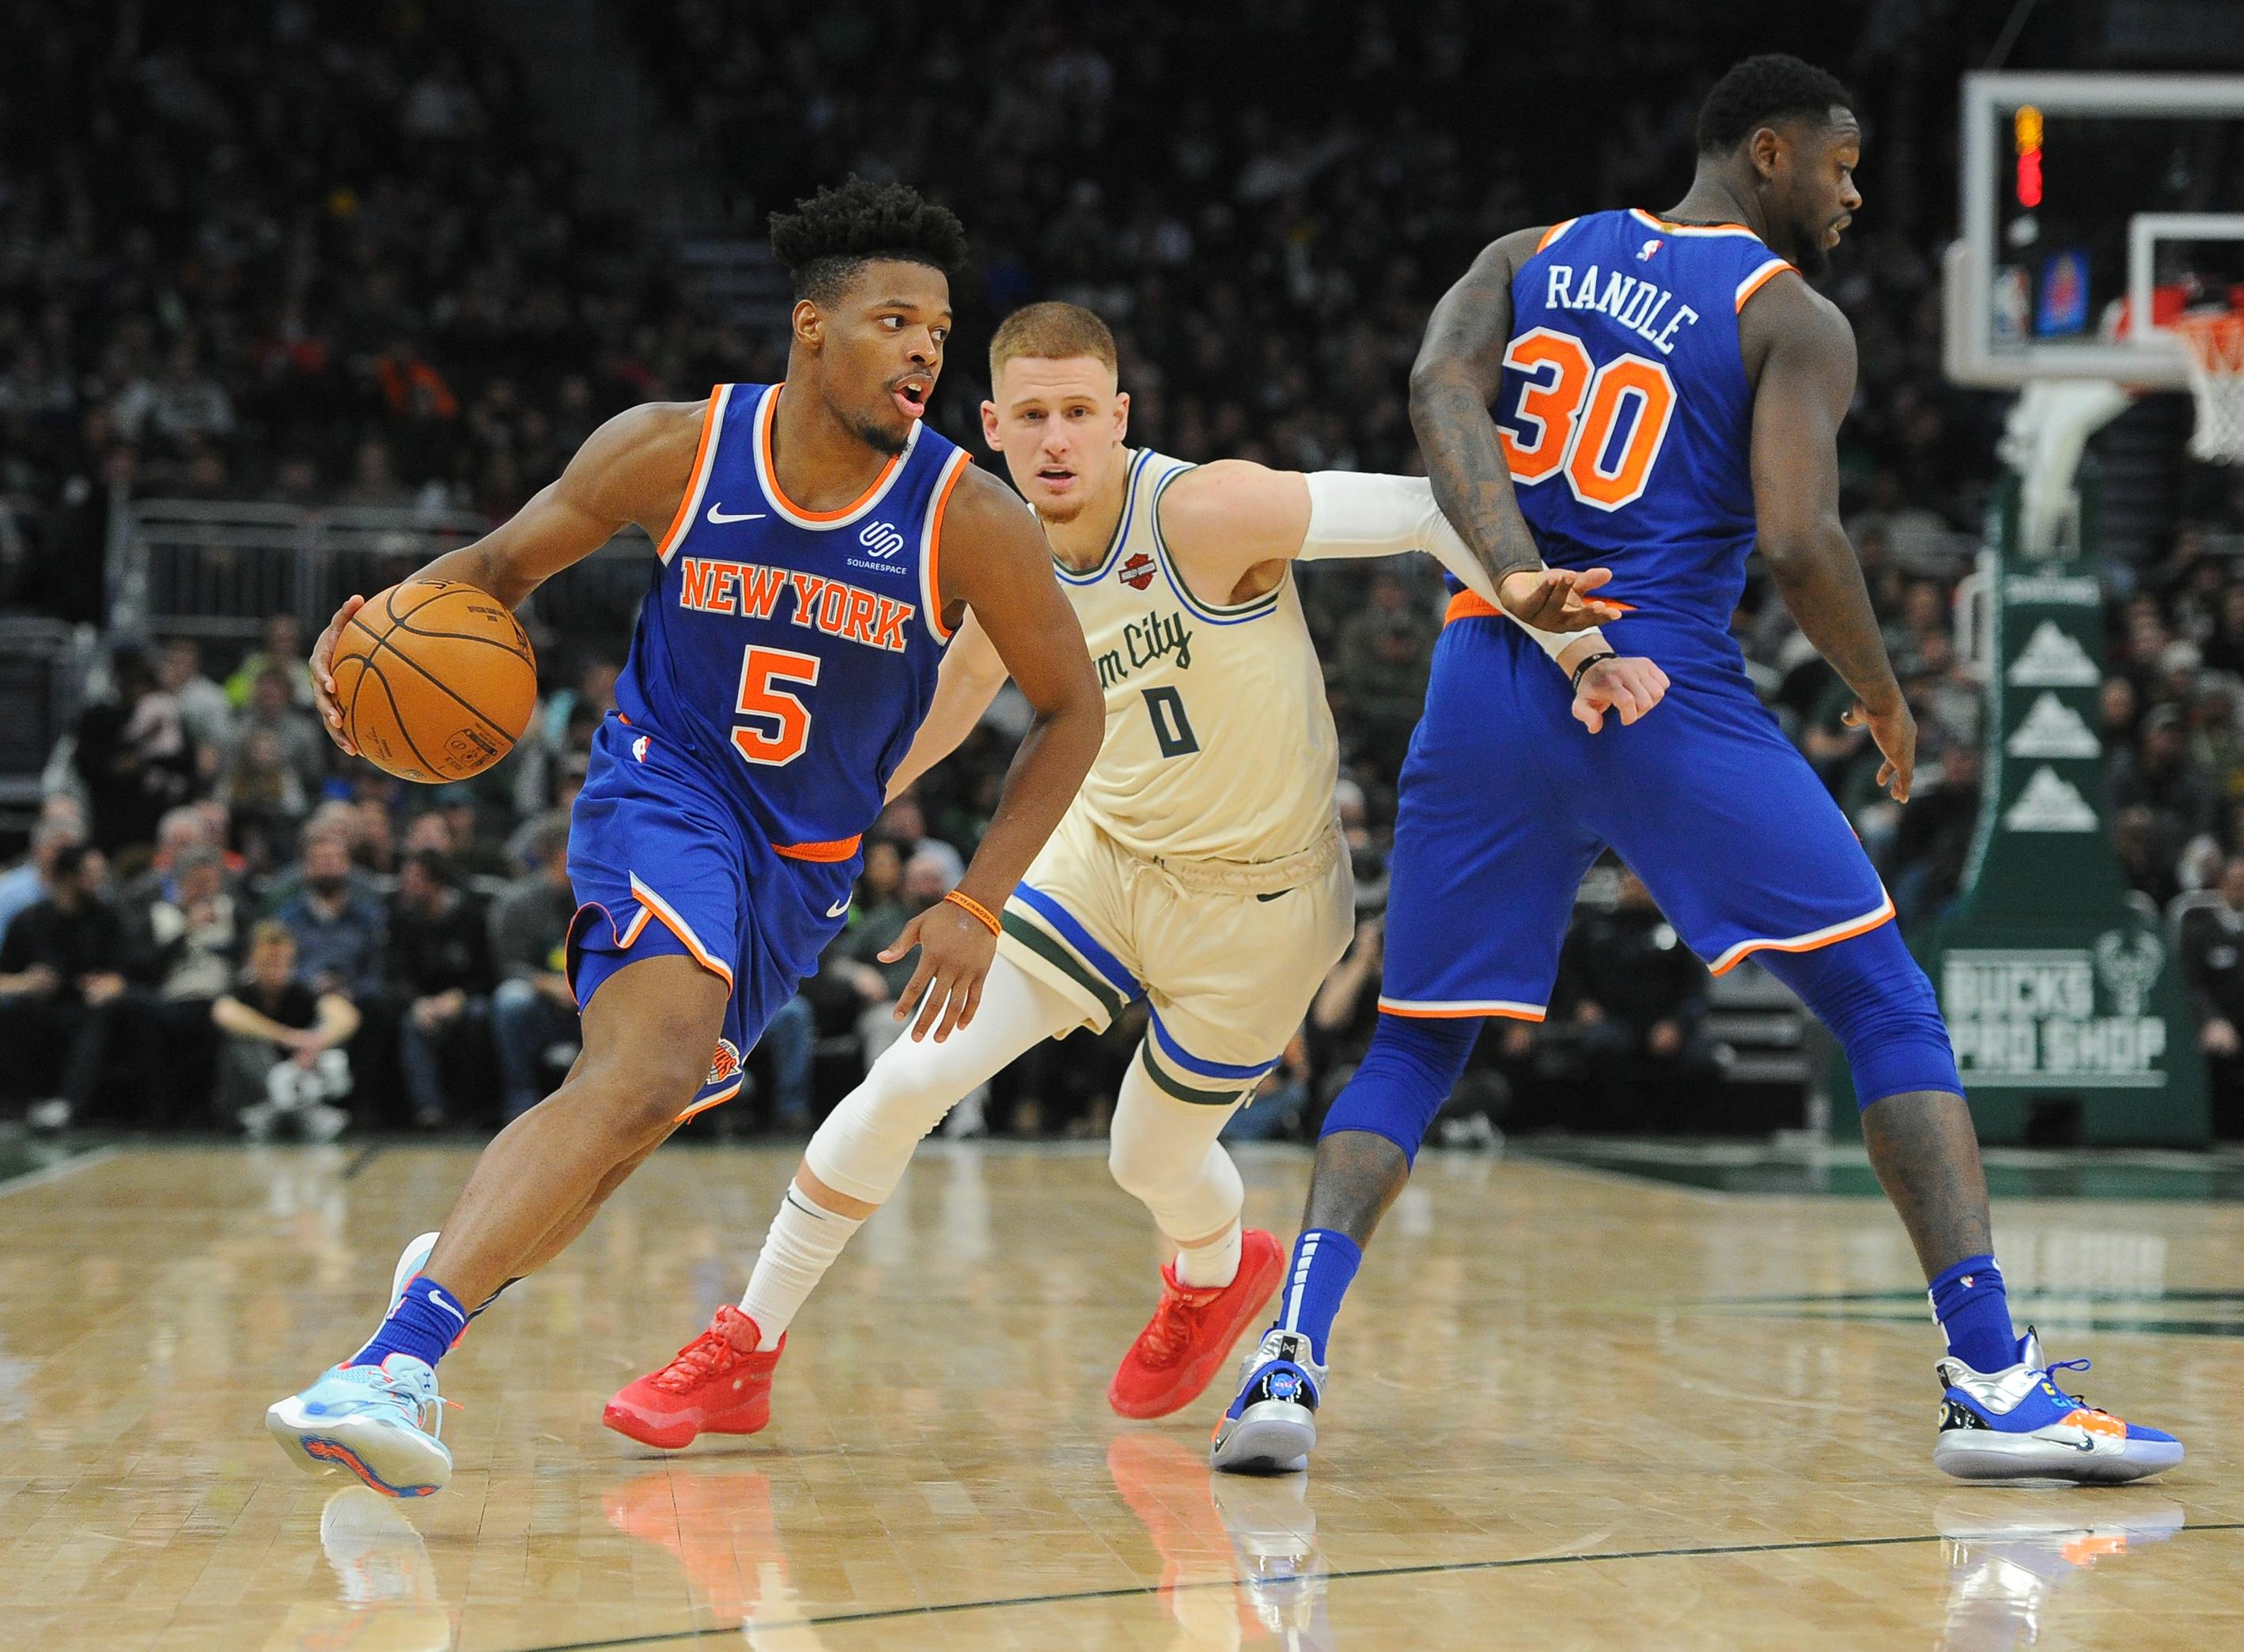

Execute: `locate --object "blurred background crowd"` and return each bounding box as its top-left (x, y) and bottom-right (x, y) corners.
top-left (5, 0), bottom-right (2244, 1141)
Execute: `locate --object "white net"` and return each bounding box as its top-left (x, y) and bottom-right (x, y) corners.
top-left (2176, 311), bottom-right (2244, 464)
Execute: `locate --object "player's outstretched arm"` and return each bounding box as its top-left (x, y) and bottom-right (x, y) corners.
top-left (884, 611), bottom-right (1010, 802)
top-left (877, 467), bottom-right (1103, 1042)
top-left (1156, 460), bottom-right (1616, 626)
top-left (1743, 278), bottom-right (1914, 801)
top-left (309, 400), bottom-right (705, 754)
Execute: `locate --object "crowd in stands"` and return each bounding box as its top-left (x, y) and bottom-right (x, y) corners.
top-left (8, 3), bottom-right (2244, 1136)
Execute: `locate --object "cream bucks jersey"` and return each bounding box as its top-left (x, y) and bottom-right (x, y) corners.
top-left (1050, 448), bottom-right (1338, 868)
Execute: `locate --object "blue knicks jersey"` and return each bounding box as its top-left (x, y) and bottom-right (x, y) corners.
top-left (615, 382), bottom-right (968, 852)
top-left (1492, 209), bottom-right (1796, 642)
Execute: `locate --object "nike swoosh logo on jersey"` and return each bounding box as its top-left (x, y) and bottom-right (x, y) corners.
top-left (706, 504), bottom-right (766, 524)
top-left (827, 898), bottom-right (851, 918)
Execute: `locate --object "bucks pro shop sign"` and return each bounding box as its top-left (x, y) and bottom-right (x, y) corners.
top-left (1943, 934), bottom-right (2170, 1089)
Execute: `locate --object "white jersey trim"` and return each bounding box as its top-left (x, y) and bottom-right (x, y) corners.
top-left (918, 448), bottom-right (971, 645)
top-left (1376, 995), bottom-right (1547, 1022)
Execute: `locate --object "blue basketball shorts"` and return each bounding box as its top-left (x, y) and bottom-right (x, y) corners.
top-left (1378, 614), bottom-right (1895, 1020)
top-left (564, 713), bottom-right (853, 1117)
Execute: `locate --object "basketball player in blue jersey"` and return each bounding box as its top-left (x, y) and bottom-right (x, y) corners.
top-left (1216, 57), bottom-right (2182, 1483)
top-left (264, 180), bottom-right (1105, 1499)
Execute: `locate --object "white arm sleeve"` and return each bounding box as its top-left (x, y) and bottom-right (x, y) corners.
top-left (1297, 471), bottom-right (1605, 663)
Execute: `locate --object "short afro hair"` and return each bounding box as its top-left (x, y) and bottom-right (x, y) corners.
top-left (768, 178), bottom-right (969, 305)
top-left (1697, 55), bottom-right (1854, 155)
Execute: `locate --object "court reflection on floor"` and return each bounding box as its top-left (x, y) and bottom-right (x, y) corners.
top-left (1936, 1494), bottom-right (2185, 1652)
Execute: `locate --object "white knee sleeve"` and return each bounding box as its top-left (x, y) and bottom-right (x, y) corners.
top-left (1107, 1044), bottom-right (1247, 1244)
top-left (804, 958), bottom-right (1079, 1205)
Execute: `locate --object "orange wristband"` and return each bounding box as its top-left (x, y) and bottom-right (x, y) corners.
top-left (942, 888), bottom-right (1002, 936)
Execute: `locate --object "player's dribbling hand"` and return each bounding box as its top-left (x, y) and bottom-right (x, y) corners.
top-left (1498, 566), bottom-right (1624, 632)
top-left (1844, 697), bottom-right (1917, 803)
top-left (310, 594), bottom-right (367, 756)
top-left (882, 902), bottom-right (997, 1042)
top-left (1571, 656), bottom-right (1670, 734)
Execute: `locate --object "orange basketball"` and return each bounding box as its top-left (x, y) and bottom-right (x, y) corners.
top-left (328, 578), bottom-right (537, 783)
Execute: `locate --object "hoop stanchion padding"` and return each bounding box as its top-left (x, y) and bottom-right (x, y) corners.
top-left (2176, 310), bottom-right (2244, 465)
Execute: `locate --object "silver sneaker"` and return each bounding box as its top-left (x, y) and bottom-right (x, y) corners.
top-left (1211, 1329), bottom-right (1325, 1474)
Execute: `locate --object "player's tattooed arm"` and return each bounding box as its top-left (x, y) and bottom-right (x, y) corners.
top-left (1743, 278), bottom-right (1915, 802)
top-left (877, 467), bottom-right (1103, 1042)
top-left (884, 611), bottom-right (1008, 801)
top-left (308, 400), bottom-right (704, 750)
top-left (1409, 229), bottom-right (1565, 616)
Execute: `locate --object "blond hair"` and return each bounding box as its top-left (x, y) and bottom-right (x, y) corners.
top-left (988, 301), bottom-right (1118, 384)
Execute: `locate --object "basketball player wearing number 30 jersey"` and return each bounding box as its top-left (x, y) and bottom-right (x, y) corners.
top-left (265, 180), bottom-right (1106, 1499)
top-left (601, 301), bottom-right (1659, 1450)
top-left (1217, 55), bottom-right (2182, 1484)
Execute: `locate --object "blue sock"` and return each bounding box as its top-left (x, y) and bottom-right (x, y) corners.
top-left (1928, 1254), bottom-right (2015, 1372)
top-left (1268, 1228), bottom-right (1362, 1366)
top-left (352, 1276), bottom-right (471, 1370)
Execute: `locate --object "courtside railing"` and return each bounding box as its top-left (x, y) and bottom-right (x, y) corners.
top-left (110, 498), bottom-right (649, 649)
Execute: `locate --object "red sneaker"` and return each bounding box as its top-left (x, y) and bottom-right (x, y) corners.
top-left (604, 1306), bottom-right (783, 1449)
top-left (1108, 1228), bottom-right (1285, 1420)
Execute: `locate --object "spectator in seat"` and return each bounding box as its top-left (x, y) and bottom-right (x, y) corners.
top-left (2181, 856), bottom-right (2244, 1136)
top-left (238, 665), bottom-right (330, 805)
top-left (274, 832), bottom-right (388, 1003)
top-left (1553, 871), bottom-right (1721, 1132)
top-left (838, 848), bottom-right (953, 1068)
top-left (226, 612), bottom-right (314, 710)
top-left (389, 849), bottom-right (495, 1128)
top-left (489, 815), bottom-right (581, 1121)
top-left (1333, 572), bottom-right (1435, 773)
top-left (2114, 803), bottom-right (2182, 913)
top-left (2111, 705), bottom-right (2216, 851)
top-left (74, 648), bottom-right (195, 855)
top-left (155, 637), bottom-right (237, 782)
top-left (0, 842), bottom-right (131, 1132)
top-left (0, 800), bottom-right (87, 949)
top-left (213, 921), bottom-right (360, 1141)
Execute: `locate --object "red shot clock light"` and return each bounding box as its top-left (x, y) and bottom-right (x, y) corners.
top-left (2014, 104), bottom-right (2043, 210)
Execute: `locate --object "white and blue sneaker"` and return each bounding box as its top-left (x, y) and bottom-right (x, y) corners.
top-left (1934, 1329), bottom-right (2182, 1484)
top-left (267, 1355), bottom-right (454, 1499)
top-left (1211, 1329), bottom-right (1324, 1474)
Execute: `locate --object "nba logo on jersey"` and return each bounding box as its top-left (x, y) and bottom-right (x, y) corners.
top-left (631, 734), bottom-right (649, 762)
top-left (1637, 236), bottom-right (1663, 261)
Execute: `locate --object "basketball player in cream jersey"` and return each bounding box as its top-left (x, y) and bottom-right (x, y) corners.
top-left (604, 302), bottom-right (1670, 1446)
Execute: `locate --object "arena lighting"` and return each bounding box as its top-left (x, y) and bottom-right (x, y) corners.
top-left (2015, 103), bottom-right (2044, 209)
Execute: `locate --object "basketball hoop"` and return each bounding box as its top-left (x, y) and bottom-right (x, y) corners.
top-left (2174, 307), bottom-right (2244, 464)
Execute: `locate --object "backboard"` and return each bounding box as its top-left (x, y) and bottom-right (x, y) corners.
top-left (1943, 72), bottom-right (2244, 390)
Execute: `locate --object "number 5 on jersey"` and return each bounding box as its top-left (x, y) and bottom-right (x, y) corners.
top-left (1498, 327), bottom-right (1677, 512)
top-left (732, 645), bottom-right (819, 766)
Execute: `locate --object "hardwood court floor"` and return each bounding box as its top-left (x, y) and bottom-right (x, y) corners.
top-left (3, 1137), bottom-right (2242, 1650)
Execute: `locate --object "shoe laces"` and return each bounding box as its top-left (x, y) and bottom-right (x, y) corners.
top-left (649, 1326), bottom-right (739, 1393)
top-left (2036, 1355), bottom-right (2097, 1412)
top-left (1137, 1280), bottom-right (1220, 1369)
top-left (357, 1364), bottom-right (456, 1438)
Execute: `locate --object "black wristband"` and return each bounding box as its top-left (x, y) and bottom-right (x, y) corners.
top-left (1569, 650), bottom-right (1618, 693)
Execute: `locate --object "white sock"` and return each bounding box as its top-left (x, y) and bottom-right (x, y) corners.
top-left (739, 1186), bottom-right (864, 1350)
top-left (1175, 1219), bottom-right (1243, 1288)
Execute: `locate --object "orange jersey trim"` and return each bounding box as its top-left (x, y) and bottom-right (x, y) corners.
top-left (1707, 894), bottom-right (1897, 977)
top-left (1380, 1002), bottom-right (1548, 1023)
top-left (1627, 207), bottom-right (1758, 237)
top-left (757, 385), bottom-right (904, 522)
top-left (1534, 217), bottom-right (1579, 252)
top-left (921, 452), bottom-right (970, 643)
top-left (626, 873), bottom-right (736, 993)
top-left (1735, 258), bottom-right (1797, 312)
top-left (655, 387), bottom-right (725, 561)
top-left (673, 1078), bottom-right (744, 1124)
top-left (771, 834), bottom-right (862, 864)
top-left (1445, 590), bottom-right (1504, 625)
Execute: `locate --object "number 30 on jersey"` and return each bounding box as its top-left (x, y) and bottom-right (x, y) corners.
top-left (1497, 327), bottom-right (1677, 512)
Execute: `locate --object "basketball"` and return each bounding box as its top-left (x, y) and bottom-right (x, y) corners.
top-left (328, 578), bottom-right (537, 783)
